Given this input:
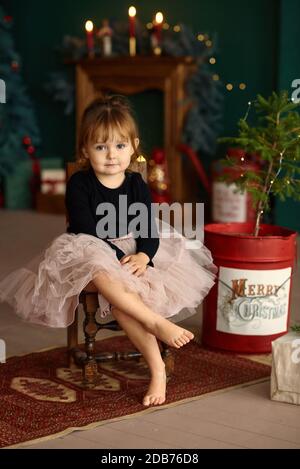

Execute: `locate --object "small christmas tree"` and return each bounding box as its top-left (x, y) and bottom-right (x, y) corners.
top-left (0, 7), bottom-right (40, 177)
top-left (219, 91), bottom-right (300, 236)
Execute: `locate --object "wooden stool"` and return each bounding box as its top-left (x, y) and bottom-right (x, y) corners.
top-left (67, 290), bottom-right (174, 387)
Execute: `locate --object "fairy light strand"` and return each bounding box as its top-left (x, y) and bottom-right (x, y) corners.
top-left (243, 100), bottom-right (252, 121)
top-left (264, 150), bottom-right (285, 205)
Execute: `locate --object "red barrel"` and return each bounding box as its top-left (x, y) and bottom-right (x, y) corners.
top-left (202, 223), bottom-right (297, 353)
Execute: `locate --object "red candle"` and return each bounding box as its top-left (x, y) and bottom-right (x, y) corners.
top-left (128, 6), bottom-right (136, 38)
top-left (154, 12), bottom-right (163, 43)
top-left (85, 20), bottom-right (94, 56)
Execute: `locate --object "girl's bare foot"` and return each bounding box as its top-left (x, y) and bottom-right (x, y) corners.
top-left (147, 316), bottom-right (194, 349)
top-left (143, 367), bottom-right (167, 407)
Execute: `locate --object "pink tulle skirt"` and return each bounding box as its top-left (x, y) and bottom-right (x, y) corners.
top-left (0, 218), bottom-right (217, 328)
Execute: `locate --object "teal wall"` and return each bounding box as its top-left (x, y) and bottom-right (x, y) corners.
top-left (275, 0), bottom-right (300, 232)
top-left (3, 0), bottom-right (299, 230)
top-left (2, 0), bottom-right (278, 157)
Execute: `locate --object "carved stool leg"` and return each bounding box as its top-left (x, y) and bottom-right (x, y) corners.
top-left (160, 342), bottom-right (174, 378)
top-left (80, 292), bottom-right (99, 386)
top-left (67, 308), bottom-right (79, 366)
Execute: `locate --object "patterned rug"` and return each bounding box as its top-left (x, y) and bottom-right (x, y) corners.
top-left (0, 335), bottom-right (271, 448)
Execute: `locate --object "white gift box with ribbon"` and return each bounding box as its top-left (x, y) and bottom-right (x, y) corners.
top-left (41, 169), bottom-right (66, 195)
top-left (271, 331), bottom-right (300, 405)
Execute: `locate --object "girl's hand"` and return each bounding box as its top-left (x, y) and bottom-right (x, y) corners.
top-left (120, 252), bottom-right (150, 277)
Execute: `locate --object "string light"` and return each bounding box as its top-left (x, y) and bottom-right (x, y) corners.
top-left (241, 157), bottom-right (245, 162)
top-left (146, 22), bottom-right (153, 29)
top-left (197, 34), bottom-right (205, 41)
top-left (173, 25), bottom-right (181, 32)
top-left (163, 23), bottom-right (169, 30)
top-left (263, 149), bottom-right (285, 213)
top-left (209, 57), bottom-right (216, 64)
top-left (209, 76), bottom-right (249, 90)
top-left (205, 39), bottom-right (212, 47)
top-left (243, 101), bottom-right (252, 121)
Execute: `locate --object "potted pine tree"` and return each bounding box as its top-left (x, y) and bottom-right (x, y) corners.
top-left (202, 91), bottom-right (299, 353)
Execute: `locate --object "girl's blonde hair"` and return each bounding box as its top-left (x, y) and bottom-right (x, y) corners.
top-left (77, 95), bottom-right (140, 170)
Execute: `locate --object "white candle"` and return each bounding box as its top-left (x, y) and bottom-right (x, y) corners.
top-left (128, 6), bottom-right (137, 56)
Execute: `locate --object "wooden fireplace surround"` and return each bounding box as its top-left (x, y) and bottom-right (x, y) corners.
top-left (72, 56), bottom-right (198, 203)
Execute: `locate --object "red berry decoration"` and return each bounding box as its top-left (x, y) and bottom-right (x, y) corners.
top-left (11, 60), bottom-right (19, 71)
top-left (22, 136), bottom-right (32, 146)
top-left (27, 145), bottom-right (35, 155)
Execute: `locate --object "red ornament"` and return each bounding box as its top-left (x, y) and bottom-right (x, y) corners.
top-left (148, 147), bottom-right (171, 203)
top-left (11, 60), bottom-right (19, 71)
top-left (22, 136), bottom-right (32, 146)
top-left (152, 148), bottom-right (165, 165)
top-left (3, 15), bottom-right (13, 23)
top-left (27, 145), bottom-right (35, 155)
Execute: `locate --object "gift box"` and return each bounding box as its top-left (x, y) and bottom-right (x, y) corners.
top-left (3, 157), bottom-right (65, 209)
top-left (271, 331), bottom-right (300, 405)
top-left (41, 169), bottom-right (66, 195)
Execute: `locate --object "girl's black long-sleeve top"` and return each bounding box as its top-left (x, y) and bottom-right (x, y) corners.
top-left (65, 168), bottom-right (159, 267)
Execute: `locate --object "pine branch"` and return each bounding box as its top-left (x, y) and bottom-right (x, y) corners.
top-left (218, 91), bottom-right (300, 235)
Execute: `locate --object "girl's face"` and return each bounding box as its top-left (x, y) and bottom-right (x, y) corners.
top-left (83, 133), bottom-right (139, 177)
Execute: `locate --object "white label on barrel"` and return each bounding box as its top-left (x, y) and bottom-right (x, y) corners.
top-left (217, 266), bottom-right (291, 336)
top-left (212, 182), bottom-right (247, 222)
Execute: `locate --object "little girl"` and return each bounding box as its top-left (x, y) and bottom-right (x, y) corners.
top-left (0, 95), bottom-right (217, 407)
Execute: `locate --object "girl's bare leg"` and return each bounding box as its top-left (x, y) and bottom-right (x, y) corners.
top-left (91, 272), bottom-right (194, 349)
top-left (111, 306), bottom-right (166, 406)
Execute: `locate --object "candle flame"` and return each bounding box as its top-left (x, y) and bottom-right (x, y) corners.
top-left (155, 12), bottom-right (163, 24)
top-left (128, 6), bottom-right (136, 17)
top-left (85, 20), bottom-right (93, 32)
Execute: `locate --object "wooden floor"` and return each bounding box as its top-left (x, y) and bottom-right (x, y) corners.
top-left (0, 210), bottom-right (299, 449)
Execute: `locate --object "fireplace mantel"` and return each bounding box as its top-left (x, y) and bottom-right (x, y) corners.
top-left (72, 56), bottom-right (198, 202)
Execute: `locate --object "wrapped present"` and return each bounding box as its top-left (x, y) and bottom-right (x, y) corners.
top-left (3, 157), bottom-right (65, 209)
top-left (271, 331), bottom-right (300, 405)
top-left (41, 169), bottom-right (66, 195)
